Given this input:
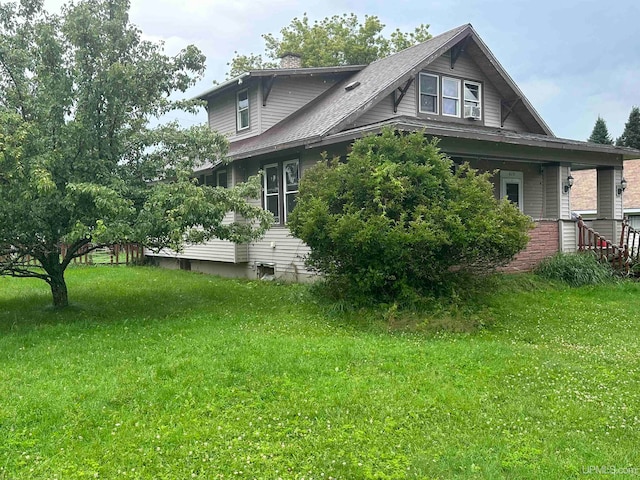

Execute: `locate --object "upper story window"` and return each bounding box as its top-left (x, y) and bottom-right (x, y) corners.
top-left (464, 81), bottom-right (482, 119)
top-left (263, 159), bottom-right (300, 225)
top-left (237, 89), bottom-right (249, 131)
top-left (419, 73), bottom-right (438, 114)
top-left (418, 73), bottom-right (482, 121)
top-left (442, 77), bottom-right (461, 117)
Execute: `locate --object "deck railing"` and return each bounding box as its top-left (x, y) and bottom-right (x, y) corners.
top-left (577, 218), bottom-right (639, 273)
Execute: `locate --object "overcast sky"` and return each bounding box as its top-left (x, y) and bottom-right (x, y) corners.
top-left (43, 0), bottom-right (639, 141)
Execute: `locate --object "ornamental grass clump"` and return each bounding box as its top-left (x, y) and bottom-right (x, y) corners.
top-left (534, 252), bottom-right (616, 287)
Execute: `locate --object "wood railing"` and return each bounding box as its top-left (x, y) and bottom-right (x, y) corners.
top-left (2, 243), bottom-right (143, 268)
top-left (577, 218), bottom-right (639, 273)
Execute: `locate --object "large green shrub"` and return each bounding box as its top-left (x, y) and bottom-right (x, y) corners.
top-left (288, 129), bottom-right (532, 302)
top-left (535, 252), bottom-right (615, 286)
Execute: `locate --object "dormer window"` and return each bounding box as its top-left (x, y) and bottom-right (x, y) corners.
top-left (237, 89), bottom-right (249, 131)
top-left (464, 81), bottom-right (482, 119)
top-left (418, 72), bottom-right (483, 121)
top-left (442, 77), bottom-right (461, 117)
top-left (419, 73), bottom-right (438, 114)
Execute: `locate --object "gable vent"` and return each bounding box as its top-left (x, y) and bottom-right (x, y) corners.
top-left (345, 81), bottom-right (361, 91)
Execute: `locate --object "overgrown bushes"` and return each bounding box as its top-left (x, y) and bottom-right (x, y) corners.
top-left (534, 252), bottom-right (616, 286)
top-left (288, 128), bottom-right (533, 304)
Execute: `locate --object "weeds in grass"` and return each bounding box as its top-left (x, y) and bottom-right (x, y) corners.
top-left (1, 266), bottom-right (639, 479)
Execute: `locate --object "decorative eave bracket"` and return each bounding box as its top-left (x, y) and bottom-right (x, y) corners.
top-left (262, 76), bottom-right (276, 106)
top-left (501, 97), bottom-right (522, 127)
top-left (450, 36), bottom-right (471, 69)
top-left (393, 78), bottom-right (414, 113)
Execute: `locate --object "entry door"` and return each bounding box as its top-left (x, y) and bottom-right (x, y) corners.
top-left (500, 171), bottom-right (524, 212)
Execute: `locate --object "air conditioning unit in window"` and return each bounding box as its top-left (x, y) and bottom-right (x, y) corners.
top-left (464, 105), bottom-right (481, 120)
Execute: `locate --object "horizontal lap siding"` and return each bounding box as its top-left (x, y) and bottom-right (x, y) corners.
top-left (146, 210), bottom-right (246, 263)
top-left (261, 77), bottom-right (339, 131)
top-left (354, 52), bottom-right (528, 132)
top-left (208, 87), bottom-right (260, 140)
top-left (428, 54), bottom-right (527, 131)
top-left (242, 152), bottom-right (319, 279)
top-left (467, 159), bottom-right (544, 219)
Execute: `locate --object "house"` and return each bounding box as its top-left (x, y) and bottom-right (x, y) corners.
top-left (572, 159), bottom-right (640, 229)
top-left (146, 24), bottom-right (639, 278)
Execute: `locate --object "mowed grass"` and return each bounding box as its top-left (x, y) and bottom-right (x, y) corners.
top-left (1, 267), bottom-right (639, 479)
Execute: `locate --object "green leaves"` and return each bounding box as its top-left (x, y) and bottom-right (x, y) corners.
top-left (0, 0), bottom-right (271, 307)
top-left (288, 128), bottom-right (532, 302)
top-left (227, 13), bottom-right (431, 77)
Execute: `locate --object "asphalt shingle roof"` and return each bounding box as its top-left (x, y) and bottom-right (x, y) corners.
top-left (227, 24), bottom-right (471, 159)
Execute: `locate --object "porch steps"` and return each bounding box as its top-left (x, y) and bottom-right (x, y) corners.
top-left (577, 218), bottom-right (640, 274)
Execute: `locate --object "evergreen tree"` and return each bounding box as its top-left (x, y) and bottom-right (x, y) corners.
top-left (588, 116), bottom-right (613, 144)
top-left (617, 107), bottom-right (640, 149)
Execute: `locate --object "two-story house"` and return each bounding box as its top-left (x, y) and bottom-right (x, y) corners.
top-left (146, 24), bottom-right (638, 279)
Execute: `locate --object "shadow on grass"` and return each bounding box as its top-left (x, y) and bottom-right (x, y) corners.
top-left (0, 265), bottom-right (273, 335)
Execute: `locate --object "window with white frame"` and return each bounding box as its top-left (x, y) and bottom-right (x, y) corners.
top-left (237, 89), bottom-right (249, 131)
top-left (464, 81), bottom-right (481, 119)
top-left (283, 160), bottom-right (299, 222)
top-left (263, 163), bottom-right (280, 223)
top-left (419, 73), bottom-right (439, 114)
top-left (500, 170), bottom-right (524, 212)
top-left (262, 159), bottom-right (300, 224)
top-left (442, 77), bottom-right (461, 117)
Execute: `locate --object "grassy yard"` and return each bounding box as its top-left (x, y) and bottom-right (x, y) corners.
top-left (1, 267), bottom-right (639, 479)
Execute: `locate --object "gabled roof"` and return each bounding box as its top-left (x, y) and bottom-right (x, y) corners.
top-left (223, 23), bottom-right (553, 160)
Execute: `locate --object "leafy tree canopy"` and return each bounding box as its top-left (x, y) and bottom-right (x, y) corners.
top-left (616, 106), bottom-right (640, 149)
top-left (0, 0), bottom-right (271, 308)
top-left (288, 129), bottom-right (532, 304)
top-left (227, 13), bottom-right (431, 77)
top-left (588, 116), bottom-right (613, 145)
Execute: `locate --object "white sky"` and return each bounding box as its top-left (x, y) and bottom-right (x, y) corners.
top-left (43, 0), bottom-right (640, 141)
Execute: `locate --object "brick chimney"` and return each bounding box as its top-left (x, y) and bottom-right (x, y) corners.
top-left (279, 53), bottom-right (302, 69)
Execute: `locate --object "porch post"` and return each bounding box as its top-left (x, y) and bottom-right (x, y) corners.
top-left (593, 167), bottom-right (624, 240)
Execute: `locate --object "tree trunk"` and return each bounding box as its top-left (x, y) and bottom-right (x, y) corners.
top-left (42, 250), bottom-right (69, 309)
top-left (49, 271), bottom-right (69, 309)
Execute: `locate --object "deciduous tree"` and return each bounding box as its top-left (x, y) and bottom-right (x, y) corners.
top-left (0, 0), bottom-right (271, 308)
top-left (227, 13), bottom-right (431, 77)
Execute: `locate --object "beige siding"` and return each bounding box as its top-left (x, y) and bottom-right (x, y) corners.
top-left (354, 51), bottom-right (528, 131)
top-left (614, 168), bottom-right (624, 219)
top-left (545, 165), bottom-right (560, 219)
top-left (560, 165), bottom-right (572, 219)
top-left (597, 168), bottom-right (615, 218)
top-left (559, 220), bottom-right (577, 252)
top-left (428, 53), bottom-right (527, 131)
top-left (261, 76), bottom-right (339, 131)
top-left (208, 87), bottom-right (260, 141)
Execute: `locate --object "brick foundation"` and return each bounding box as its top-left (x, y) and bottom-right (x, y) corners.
top-left (501, 220), bottom-right (559, 272)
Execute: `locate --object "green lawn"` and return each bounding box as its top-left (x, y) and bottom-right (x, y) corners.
top-left (1, 267), bottom-right (639, 479)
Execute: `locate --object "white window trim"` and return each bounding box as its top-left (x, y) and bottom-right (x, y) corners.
top-left (418, 73), bottom-right (439, 114)
top-left (463, 80), bottom-right (482, 117)
top-left (263, 163), bottom-right (280, 223)
top-left (500, 170), bottom-right (524, 212)
top-left (442, 77), bottom-right (461, 117)
top-left (282, 159), bottom-right (300, 223)
top-left (236, 89), bottom-right (249, 131)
